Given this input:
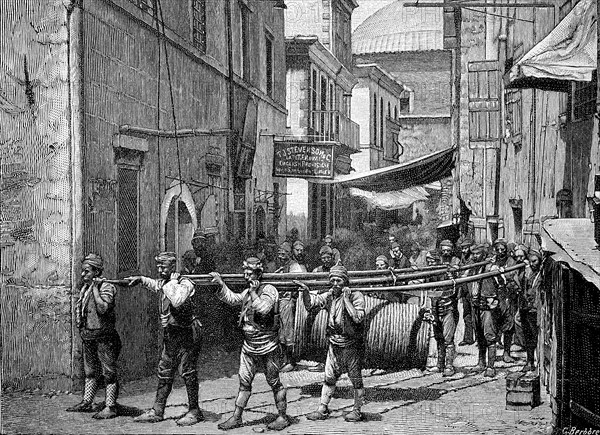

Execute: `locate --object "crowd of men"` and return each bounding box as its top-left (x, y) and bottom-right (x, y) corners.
top-left (66, 230), bottom-right (544, 430)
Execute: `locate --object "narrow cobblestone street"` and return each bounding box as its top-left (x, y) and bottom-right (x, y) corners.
top-left (2, 305), bottom-right (553, 435)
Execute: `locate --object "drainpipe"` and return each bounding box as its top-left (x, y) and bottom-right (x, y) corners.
top-left (67, 0), bottom-right (84, 390)
top-left (225, 0), bottom-right (235, 241)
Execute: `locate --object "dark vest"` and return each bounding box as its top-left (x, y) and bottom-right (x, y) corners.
top-left (170, 277), bottom-right (201, 327)
top-left (241, 285), bottom-right (278, 331)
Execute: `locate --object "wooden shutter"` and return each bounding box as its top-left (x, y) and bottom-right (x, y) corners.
top-left (468, 60), bottom-right (501, 149)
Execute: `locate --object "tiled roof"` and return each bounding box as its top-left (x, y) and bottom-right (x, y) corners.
top-left (352, 0), bottom-right (444, 54)
top-left (543, 218), bottom-right (600, 288)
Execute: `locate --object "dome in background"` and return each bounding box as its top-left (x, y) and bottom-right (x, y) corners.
top-left (352, 0), bottom-right (444, 54)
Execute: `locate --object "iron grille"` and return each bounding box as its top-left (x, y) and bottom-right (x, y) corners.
top-left (117, 167), bottom-right (139, 273)
top-left (192, 0), bottom-right (207, 53)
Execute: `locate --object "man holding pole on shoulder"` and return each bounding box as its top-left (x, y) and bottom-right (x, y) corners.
top-left (295, 265), bottom-right (366, 422)
top-left (124, 251), bottom-right (204, 426)
top-left (209, 258), bottom-right (291, 431)
top-left (66, 253), bottom-right (121, 419)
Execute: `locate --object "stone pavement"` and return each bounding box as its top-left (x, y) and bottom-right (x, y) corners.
top-left (2, 344), bottom-right (553, 435)
top-left (2, 302), bottom-right (554, 434)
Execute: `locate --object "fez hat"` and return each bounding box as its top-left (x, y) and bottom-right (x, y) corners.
top-left (278, 242), bottom-right (292, 254)
top-left (439, 239), bottom-right (453, 249)
top-left (319, 245), bottom-right (333, 255)
top-left (376, 255), bottom-right (389, 265)
top-left (243, 257), bottom-right (264, 271)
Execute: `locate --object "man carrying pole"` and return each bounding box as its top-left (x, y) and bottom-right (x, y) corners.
top-left (125, 252), bottom-right (203, 426)
top-left (210, 258), bottom-right (291, 431)
top-left (66, 254), bottom-right (121, 419)
top-left (295, 265), bottom-right (366, 422)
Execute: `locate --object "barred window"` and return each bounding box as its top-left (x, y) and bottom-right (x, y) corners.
top-left (191, 0), bottom-right (206, 53)
top-left (239, 2), bottom-right (250, 80)
top-left (573, 70), bottom-right (597, 121)
top-left (265, 31), bottom-right (274, 97)
top-left (117, 167), bottom-right (139, 273)
top-left (373, 92), bottom-right (377, 146)
top-left (380, 97), bottom-right (384, 148)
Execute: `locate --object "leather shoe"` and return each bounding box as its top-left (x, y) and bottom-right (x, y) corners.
top-left (443, 366), bottom-right (455, 377)
top-left (484, 368), bottom-right (496, 378)
top-left (458, 340), bottom-right (474, 346)
top-left (133, 408), bottom-right (163, 423)
top-left (503, 353), bottom-right (515, 363)
top-left (280, 363), bottom-right (295, 373)
top-left (266, 415), bottom-right (291, 431)
top-left (93, 406), bottom-right (117, 419)
top-left (343, 410), bottom-right (364, 422)
top-left (306, 409), bottom-right (329, 421)
top-left (66, 401), bottom-right (94, 412)
top-left (218, 415), bottom-right (243, 430)
top-left (176, 409), bottom-right (204, 426)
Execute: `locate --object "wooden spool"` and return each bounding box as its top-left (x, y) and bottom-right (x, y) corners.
top-left (293, 295), bottom-right (430, 370)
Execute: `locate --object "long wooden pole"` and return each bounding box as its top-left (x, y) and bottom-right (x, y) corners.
top-left (104, 262), bottom-right (524, 293)
top-left (183, 259), bottom-right (491, 283)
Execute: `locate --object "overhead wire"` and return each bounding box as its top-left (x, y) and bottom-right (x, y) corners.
top-left (156, 0), bottom-right (184, 203)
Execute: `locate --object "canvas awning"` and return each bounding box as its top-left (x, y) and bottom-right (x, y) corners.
top-left (507, 0), bottom-right (597, 91)
top-left (312, 146), bottom-right (455, 192)
top-left (349, 182), bottom-right (441, 211)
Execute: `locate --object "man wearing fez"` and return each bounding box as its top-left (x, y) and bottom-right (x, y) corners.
top-left (323, 234), bottom-right (342, 265)
top-left (210, 258), bottom-right (290, 431)
top-left (518, 249), bottom-right (543, 372)
top-left (291, 240), bottom-right (308, 272)
top-left (313, 245), bottom-right (336, 273)
top-left (190, 228), bottom-right (216, 274)
top-left (125, 252), bottom-right (203, 426)
top-left (390, 241), bottom-right (410, 269)
top-left (296, 265), bottom-right (366, 422)
top-left (430, 240), bottom-right (460, 376)
top-left (457, 237), bottom-right (476, 346)
top-left (408, 243), bottom-right (427, 269)
top-left (485, 238), bottom-right (520, 364)
top-left (464, 244), bottom-right (493, 374)
top-left (276, 241), bottom-right (307, 372)
top-left (67, 254), bottom-right (121, 419)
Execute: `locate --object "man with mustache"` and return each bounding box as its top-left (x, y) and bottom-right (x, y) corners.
top-left (67, 254), bottom-right (121, 419)
top-left (275, 241), bottom-right (302, 373)
top-left (125, 252), bottom-right (203, 426)
top-left (296, 265), bottom-right (366, 422)
top-left (484, 238), bottom-right (520, 364)
top-left (210, 258), bottom-right (290, 431)
top-left (464, 244), bottom-right (496, 375)
top-left (518, 249), bottom-right (543, 372)
top-left (457, 237), bottom-right (475, 347)
top-left (432, 240), bottom-right (460, 376)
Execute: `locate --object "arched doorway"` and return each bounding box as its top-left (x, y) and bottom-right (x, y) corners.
top-left (160, 180), bottom-right (198, 269)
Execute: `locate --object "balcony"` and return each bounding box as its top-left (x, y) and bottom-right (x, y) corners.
top-left (308, 110), bottom-right (360, 152)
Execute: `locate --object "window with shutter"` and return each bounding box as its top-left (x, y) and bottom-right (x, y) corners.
top-left (468, 61), bottom-right (501, 149)
top-left (505, 89), bottom-right (522, 144)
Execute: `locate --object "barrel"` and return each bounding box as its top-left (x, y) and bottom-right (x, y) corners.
top-left (293, 295), bottom-right (430, 370)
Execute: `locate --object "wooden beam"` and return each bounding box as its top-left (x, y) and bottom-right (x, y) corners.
top-left (404, 2), bottom-right (554, 8)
